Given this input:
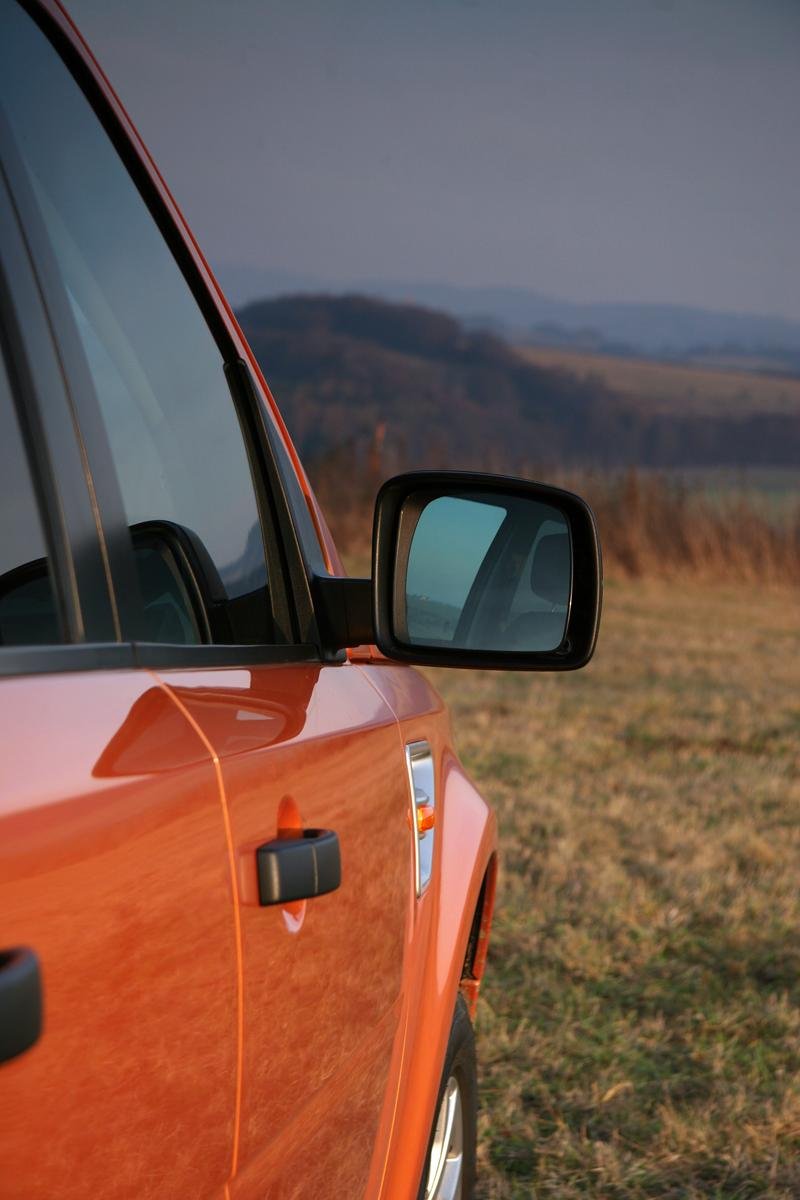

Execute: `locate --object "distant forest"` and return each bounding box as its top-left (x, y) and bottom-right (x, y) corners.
top-left (237, 294), bottom-right (800, 476)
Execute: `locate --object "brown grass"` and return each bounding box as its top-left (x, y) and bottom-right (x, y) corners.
top-left (334, 475), bottom-right (799, 1192)
top-left (562, 471), bottom-right (800, 585)
top-left (314, 462), bottom-right (800, 585)
top-left (426, 579), bottom-right (800, 1198)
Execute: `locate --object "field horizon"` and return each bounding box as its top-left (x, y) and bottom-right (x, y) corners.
top-left (515, 344), bottom-right (800, 420)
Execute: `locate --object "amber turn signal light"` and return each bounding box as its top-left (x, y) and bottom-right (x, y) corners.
top-left (416, 803), bottom-right (435, 834)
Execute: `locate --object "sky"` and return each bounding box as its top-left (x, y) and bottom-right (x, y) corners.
top-left (68, 0), bottom-right (800, 321)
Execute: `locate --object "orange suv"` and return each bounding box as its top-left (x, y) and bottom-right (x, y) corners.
top-left (0, 2), bottom-right (602, 1197)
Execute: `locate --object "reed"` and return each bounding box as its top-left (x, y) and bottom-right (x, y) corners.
top-left (308, 453), bottom-right (800, 585)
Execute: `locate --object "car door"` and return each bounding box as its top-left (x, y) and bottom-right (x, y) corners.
top-left (0, 103), bottom-right (238, 1200)
top-left (155, 661), bottom-right (413, 1199)
top-left (1, 6), bottom-right (415, 1193)
top-left (0, 676), bottom-right (240, 1200)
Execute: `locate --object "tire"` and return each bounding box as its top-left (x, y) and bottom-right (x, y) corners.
top-left (417, 993), bottom-right (478, 1200)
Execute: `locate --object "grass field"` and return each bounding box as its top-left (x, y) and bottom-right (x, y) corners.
top-left (427, 579), bottom-right (800, 1198)
top-left (516, 345), bottom-right (800, 420)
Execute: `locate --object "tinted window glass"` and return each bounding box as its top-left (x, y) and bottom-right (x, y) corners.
top-left (0, 351), bottom-right (60, 646)
top-left (0, 4), bottom-right (273, 645)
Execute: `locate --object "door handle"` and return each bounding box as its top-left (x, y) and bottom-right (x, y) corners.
top-left (0, 948), bottom-right (42, 1065)
top-left (256, 829), bottom-right (341, 906)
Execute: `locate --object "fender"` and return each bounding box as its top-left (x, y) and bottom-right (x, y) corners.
top-left (356, 663), bottom-right (498, 1199)
top-left (379, 755), bottom-right (496, 1200)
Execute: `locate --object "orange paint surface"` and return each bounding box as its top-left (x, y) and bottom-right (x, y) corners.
top-left (0, 673), bottom-right (238, 1198)
top-left (154, 663), bottom-right (413, 1197)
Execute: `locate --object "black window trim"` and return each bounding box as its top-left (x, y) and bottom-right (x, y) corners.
top-left (0, 640), bottom-right (322, 679)
top-left (225, 359), bottom-right (321, 648)
top-left (0, 0), bottom-right (327, 673)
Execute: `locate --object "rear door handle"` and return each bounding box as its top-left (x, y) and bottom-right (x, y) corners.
top-left (256, 829), bottom-right (341, 906)
top-left (0, 948), bottom-right (42, 1065)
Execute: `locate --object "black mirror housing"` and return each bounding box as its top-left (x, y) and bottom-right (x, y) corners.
top-left (372, 471), bottom-right (602, 671)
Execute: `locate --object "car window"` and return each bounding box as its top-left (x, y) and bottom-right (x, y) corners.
top-left (0, 347), bottom-right (60, 646)
top-left (0, 2), bottom-right (274, 646)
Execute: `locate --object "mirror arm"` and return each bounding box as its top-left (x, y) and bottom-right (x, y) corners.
top-left (312, 575), bottom-right (374, 650)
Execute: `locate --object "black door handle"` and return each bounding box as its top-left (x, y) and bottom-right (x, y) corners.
top-left (256, 829), bottom-right (341, 906)
top-left (0, 948), bottom-right (42, 1065)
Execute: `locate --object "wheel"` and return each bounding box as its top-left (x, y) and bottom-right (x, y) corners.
top-left (418, 994), bottom-right (478, 1200)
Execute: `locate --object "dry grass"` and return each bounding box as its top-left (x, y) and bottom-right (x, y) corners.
top-left (515, 346), bottom-right (800, 419)
top-left (318, 467), bottom-right (800, 585)
top-left (425, 579), bottom-right (800, 1198)
top-left (563, 472), bottom-right (800, 585)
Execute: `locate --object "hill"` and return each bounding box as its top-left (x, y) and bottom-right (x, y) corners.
top-left (357, 282), bottom-right (800, 363)
top-left (237, 294), bottom-right (800, 473)
top-left (222, 266), bottom-right (800, 364)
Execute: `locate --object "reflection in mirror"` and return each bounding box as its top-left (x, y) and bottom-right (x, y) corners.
top-left (404, 492), bottom-right (571, 653)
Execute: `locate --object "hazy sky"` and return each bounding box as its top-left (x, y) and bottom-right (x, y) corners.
top-left (68, 0), bottom-right (800, 320)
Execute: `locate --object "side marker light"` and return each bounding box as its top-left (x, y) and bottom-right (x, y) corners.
top-left (416, 803), bottom-right (436, 835)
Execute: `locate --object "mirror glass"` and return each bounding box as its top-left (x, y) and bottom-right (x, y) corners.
top-left (403, 492), bottom-right (571, 653)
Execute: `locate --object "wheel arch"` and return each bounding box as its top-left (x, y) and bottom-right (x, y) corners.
top-left (375, 745), bottom-right (498, 1199)
top-left (459, 851), bottom-right (499, 1021)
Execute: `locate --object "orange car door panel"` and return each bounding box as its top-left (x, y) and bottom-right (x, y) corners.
top-left (0, 672), bottom-right (238, 1200)
top-left (155, 661), bottom-right (413, 1199)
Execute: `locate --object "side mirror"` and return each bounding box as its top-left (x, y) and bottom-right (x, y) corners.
top-left (372, 472), bottom-right (602, 670)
